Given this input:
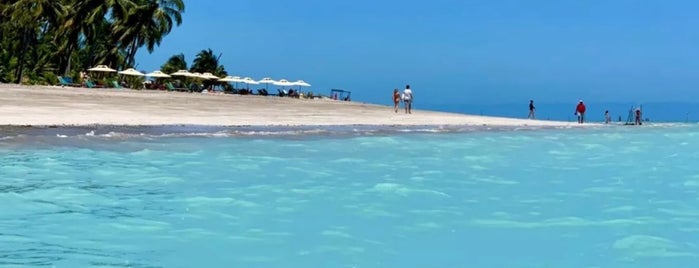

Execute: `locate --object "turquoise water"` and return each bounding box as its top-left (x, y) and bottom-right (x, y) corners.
top-left (1, 125), bottom-right (698, 267)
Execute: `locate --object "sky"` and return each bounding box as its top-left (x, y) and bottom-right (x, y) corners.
top-left (136, 0), bottom-right (699, 107)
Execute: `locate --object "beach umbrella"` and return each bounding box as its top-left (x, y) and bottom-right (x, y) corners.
top-left (170, 69), bottom-right (196, 77)
top-left (257, 77), bottom-right (277, 90)
top-left (218, 76), bottom-right (245, 88)
top-left (146, 70), bottom-right (171, 78)
top-left (291, 80), bottom-right (311, 91)
top-left (169, 70), bottom-right (197, 90)
top-left (218, 75), bottom-right (242, 82)
top-left (243, 77), bottom-right (259, 84)
top-left (242, 77), bottom-right (260, 90)
top-left (273, 79), bottom-right (295, 88)
top-left (292, 80), bottom-right (311, 87)
top-left (86, 64), bottom-right (117, 81)
top-left (144, 70), bottom-right (171, 89)
top-left (117, 68), bottom-right (145, 76)
top-left (200, 72), bottom-right (220, 80)
top-left (87, 65), bottom-right (117, 72)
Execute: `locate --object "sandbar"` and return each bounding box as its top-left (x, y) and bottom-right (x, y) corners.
top-left (0, 84), bottom-right (579, 127)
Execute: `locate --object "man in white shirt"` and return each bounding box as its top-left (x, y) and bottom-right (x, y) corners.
top-left (402, 85), bottom-right (413, 114)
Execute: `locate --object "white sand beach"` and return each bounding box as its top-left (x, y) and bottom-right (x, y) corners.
top-left (0, 84), bottom-right (578, 127)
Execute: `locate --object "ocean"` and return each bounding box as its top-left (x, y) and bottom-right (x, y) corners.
top-left (429, 102), bottom-right (699, 123)
top-left (1, 124), bottom-right (698, 267)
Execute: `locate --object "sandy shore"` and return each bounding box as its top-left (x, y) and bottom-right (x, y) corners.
top-left (0, 84), bottom-right (579, 127)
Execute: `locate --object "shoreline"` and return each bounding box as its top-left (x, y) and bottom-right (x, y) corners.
top-left (2, 83), bottom-right (583, 128)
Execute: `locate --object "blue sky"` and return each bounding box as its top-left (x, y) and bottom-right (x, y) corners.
top-left (136, 0), bottom-right (699, 107)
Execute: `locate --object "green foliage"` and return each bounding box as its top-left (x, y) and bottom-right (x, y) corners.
top-left (160, 53), bottom-right (187, 74)
top-left (0, 0), bottom-right (186, 85)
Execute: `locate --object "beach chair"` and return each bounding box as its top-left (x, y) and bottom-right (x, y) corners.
top-left (85, 80), bottom-right (104, 88)
top-left (58, 76), bottom-right (81, 87)
top-left (111, 81), bottom-right (123, 89)
top-left (166, 82), bottom-right (189, 92)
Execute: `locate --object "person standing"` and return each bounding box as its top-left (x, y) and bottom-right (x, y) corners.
top-left (575, 100), bottom-right (586, 124)
top-left (402, 85), bottom-right (413, 114)
top-left (392, 89), bottom-right (401, 113)
top-left (604, 110), bottom-right (611, 124)
top-left (528, 100), bottom-right (536, 119)
top-left (635, 108), bottom-right (642, 125)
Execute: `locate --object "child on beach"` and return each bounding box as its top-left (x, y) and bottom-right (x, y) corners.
top-left (393, 89), bottom-right (401, 113)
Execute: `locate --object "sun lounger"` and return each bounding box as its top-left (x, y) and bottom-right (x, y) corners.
top-left (58, 76), bottom-right (81, 87)
top-left (166, 82), bottom-right (189, 92)
top-left (85, 80), bottom-right (104, 88)
top-left (111, 81), bottom-right (123, 89)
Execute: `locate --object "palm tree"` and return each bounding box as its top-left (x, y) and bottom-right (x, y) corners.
top-left (2, 0), bottom-right (66, 83)
top-left (190, 49), bottom-right (227, 77)
top-left (114, 0), bottom-right (184, 68)
top-left (160, 53), bottom-right (187, 74)
top-left (191, 49), bottom-right (228, 90)
top-left (57, 0), bottom-right (133, 74)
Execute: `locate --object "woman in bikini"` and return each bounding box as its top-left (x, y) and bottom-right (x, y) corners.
top-left (393, 89), bottom-right (401, 113)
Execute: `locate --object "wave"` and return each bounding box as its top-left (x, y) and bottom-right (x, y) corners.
top-left (0, 124), bottom-right (565, 139)
top-left (0, 123), bottom-right (691, 144)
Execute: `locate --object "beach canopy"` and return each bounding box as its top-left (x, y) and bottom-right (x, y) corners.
top-left (292, 80), bottom-right (311, 87)
top-left (273, 79), bottom-right (295, 87)
top-left (118, 68), bottom-right (145, 76)
top-left (170, 69), bottom-right (196, 77)
top-left (146, 70), bottom-right (171, 78)
top-left (88, 65), bottom-right (117, 72)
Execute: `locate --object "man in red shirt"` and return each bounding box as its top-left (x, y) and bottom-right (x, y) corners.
top-left (575, 100), bottom-right (586, 124)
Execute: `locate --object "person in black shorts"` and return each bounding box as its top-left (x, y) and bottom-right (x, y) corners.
top-left (528, 100), bottom-right (535, 119)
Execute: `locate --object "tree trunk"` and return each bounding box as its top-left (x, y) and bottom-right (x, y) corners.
top-left (125, 38), bottom-right (140, 68)
top-left (60, 43), bottom-right (75, 76)
top-left (14, 28), bottom-right (30, 84)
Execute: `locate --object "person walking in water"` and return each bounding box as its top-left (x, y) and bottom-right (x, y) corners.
top-left (402, 85), bottom-right (413, 114)
top-left (575, 100), bottom-right (586, 124)
top-left (392, 89), bottom-right (401, 113)
top-left (528, 100), bottom-right (536, 119)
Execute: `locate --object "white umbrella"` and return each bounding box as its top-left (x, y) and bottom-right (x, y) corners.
top-left (241, 77), bottom-right (259, 90)
top-left (258, 77), bottom-right (277, 84)
top-left (292, 80), bottom-right (311, 87)
top-left (273, 79), bottom-right (295, 87)
top-left (200, 72), bottom-right (220, 80)
top-left (219, 75), bottom-right (245, 87)
top-left (146, 70), bottom-right (171, 78)
top-left (170, 69), bottom-right (196, 77)
top-left (257, 77), bottom-right (277, 90)
top-left (242, 77), bottom-right (259, 84)
top-left (87, 65), bottom-right (117, 72)
top-left (218, 75), bottom-right (243, 82)
top-left (118, 68), bottom-right (145, 76)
